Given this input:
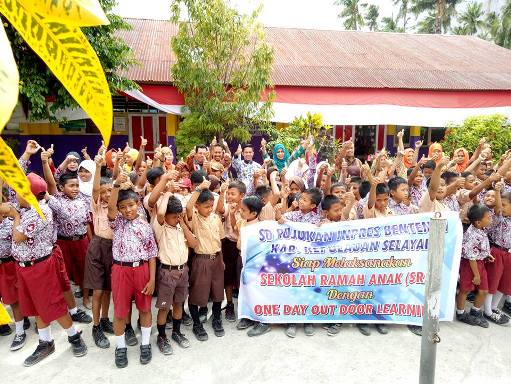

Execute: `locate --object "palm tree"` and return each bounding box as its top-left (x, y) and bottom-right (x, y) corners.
top-left (457, 2), bottom-right (484, 35)
top-left (365, 4), bottom-right (380, 31)
top-left (416, 11), bottom-right (437, 33)
top-left (410, 0), bottom-right (461, 33)
top-left (336, 0), bottom-right (367, 30)
top-left (381, 14), bottom-right (404, 32)
top-left (394, 0), bottom-right (411, 31)
top-left (481, 11), bottom-right (500, 40)
top-left (494, 0), bottom-right (511, 48)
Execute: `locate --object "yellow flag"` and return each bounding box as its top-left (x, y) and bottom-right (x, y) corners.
top-left (18, 0), bottom-right (109, 27)
top-left (0, 303), bottom-right (12, 325)
top-left (0, 138), bottom-right (44, 218)
top-left (0, 0), bottom-right (113, 145)
top-left (0, 23), bottom-right (19, 133)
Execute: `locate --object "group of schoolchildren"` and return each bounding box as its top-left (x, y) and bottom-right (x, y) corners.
top-left (0, 131), bottom-right (510, 369)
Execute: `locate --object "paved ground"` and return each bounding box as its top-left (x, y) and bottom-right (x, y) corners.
top-left (1, 298), bottom-right (510, 384)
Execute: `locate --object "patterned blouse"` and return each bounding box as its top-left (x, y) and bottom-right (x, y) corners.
top-left (388, 199), bottom-right (419, 216)
top-left (110, 215), bottom-right (157, 262)
top-left (48, 192), bottom-right (91, 237)
top-left (12, 203), bottom-right (56, 262)
top-left (409, 185), bottom-right (424, 208)
top-left (462, 225), bottom-right (491, 261)
top-left (284, 210), bottom-right (321, 225)
top-left (232, 156), bottom-right (261, 196)
top-left (0, 217), bottom-right (13, 259)
top-left (487, 211), bottom-right (511, 249)
top-left (443, 195), bottom-right (460, 212)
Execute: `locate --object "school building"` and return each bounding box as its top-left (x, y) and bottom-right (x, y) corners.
top-left (5, 18), bottom-right (511, 164)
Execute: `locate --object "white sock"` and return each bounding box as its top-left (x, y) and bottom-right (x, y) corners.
top-left (15, 320), bottom-right (25, 335)
top-left (484, 295), bottom-right (494, 316)
top-left (117, 334), bottom-right (126, 349)
top-left (69, 307), bottom-right (78, 316)
top-left (473, 306), bottom-right (481, 312)
top-left (492, 291), bottom-right (504, 309)
top-left (38, 326), bottom-right (53, 342)
top-left (456, 309), bottom-right (464, 315)
top-left (65, 326), bottom-right (77, 337)
top-left (141, 326), bottom-right (151, 346)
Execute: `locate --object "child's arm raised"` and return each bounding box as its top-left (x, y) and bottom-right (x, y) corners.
top-left (108, 172), bottom-right (127, 220)
top-left (179, 214), bottom-right (198, 249)
top-left (494, 179), bottom-right (504, 215)
top-left (135, 136), bottom-right (147, 172)
top-left (41, 148), bottom-right (57, 195)
top-left (156, 191), bottom-right (172, 226)
top-left (186, 177), bottom-right (210, 221)
top-left (92, 154), bottom-right (104, 203)
top-left (216, 182), bottom-right (228, 216)
top-left (427, 155), bottom-right (443, 201)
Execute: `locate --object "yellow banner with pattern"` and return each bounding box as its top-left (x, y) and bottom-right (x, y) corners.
top-left (0, 23), bottom-right (19, 134)
top-left (18, 0), bottom-right (109, 26)
top-left (0, 303), bottom-right (12, 325)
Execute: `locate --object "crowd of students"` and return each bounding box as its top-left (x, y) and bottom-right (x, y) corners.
top-left (0, 132), bottom-right (510, 368)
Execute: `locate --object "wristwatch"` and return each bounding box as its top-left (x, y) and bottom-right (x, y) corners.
top-left (195, 187), bottom-right (202, 192)
top-left (113, 183), bottom-right (121, 188)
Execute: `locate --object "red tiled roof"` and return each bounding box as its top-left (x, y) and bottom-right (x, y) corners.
top-left (118, 18), bottom-right (511, 90)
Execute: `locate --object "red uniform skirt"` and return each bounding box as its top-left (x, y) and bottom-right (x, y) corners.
top-left (486, 246), bottom-right (511, 295)
top-left (57, 236), bottom-right (89, 288)
top-left (459, 258), bottom-right (488, 292)
top-left (0, 258), bottom-right (19, 305)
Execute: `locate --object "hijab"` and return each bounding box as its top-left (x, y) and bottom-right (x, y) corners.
top-left (454, 148), bottom-right (469, 173)
top-left (287, 176), bottom-right (305, 193)
top-left (403, 148), bottom-right (415, 169)
top-left (78, 160), bottom-right (96, 196)
top-left (105, 149), bottom-right (116, 169)
top-left (428, 143), bottom-right (443, 165)
top-left (272, 143), bottom-right (290, 172)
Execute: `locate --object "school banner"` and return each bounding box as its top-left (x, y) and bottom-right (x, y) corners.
top-left (238, 212), bottom-right (463, 325)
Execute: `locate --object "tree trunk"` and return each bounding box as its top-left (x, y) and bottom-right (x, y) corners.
top-left (435, 0), bottom-right (445, 34)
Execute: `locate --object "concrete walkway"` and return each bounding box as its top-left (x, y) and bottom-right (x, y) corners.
top-left (1, 299), bottom-right (510, 384)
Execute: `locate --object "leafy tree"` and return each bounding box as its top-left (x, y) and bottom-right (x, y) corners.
top-left (442, 114), bottom-right (511, 160)
top-left (336, 0), bottom-right (367, 30)
top-left (480, 11), bottom-right (500, 40)
top-left (170, 0), bottom-right (274, 158)
top-left (4, 0), bottom-right (137, 121)
top-left (365, 4), bottom-right (380, 31)
top-left (394, 0), bottom-right (411, 31)
top-left (381, 15), bottom-right (404, 32)
top-left (410, 0), bottom-right (461, 33)
top-left (416, 11), bottom-right (437, 33)
top-left (491, 0), bottom-right (511, 48)
top-left (457, 1), bottom-right (484, 35)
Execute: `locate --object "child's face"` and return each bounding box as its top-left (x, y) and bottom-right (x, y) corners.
top-left (67, 158), bottom-right (79, 172)
top-left (502, 199), bottom-right (511, 217)
top-left (196, 199), bottom-right (214, 217)
top-left (331, 186), bottom-right (346, 200)
top-left (165, 212), bottom-right (181, 226)
top-left (99, 184), bottom-right (112, 203)
top-left (476, 211), bottom-right (492, 229)
top-left (227, 187), bottom-right (243, 204)
top-left (423, 168), bottom-right (433, 179)
top-left (349, 182), bottom-right (360, 199)
top-left (391, 183), bottom-right (409, 203)
top-left (414, 171), bottom-right (423, 186)
top-left (211, 169), bottom-right (222, 178)
top-left (464, 175), bottom-right (476, 190)
top-left (298, 193), bottom-right (316, 213)
top-left (137, 162), bottom-right (147, 177)
top-left (484, 190), bottom-right (496, 208)
top-left (375, 193), bottom-right (389, 212)
top-left (78, 167), bottom-right (92, 182)
top-left (289, 182), bottom-right (301, 195)
top-left (240, 203), bottom-right (257, 221)
top-left (326, 202), bottom-right (343, 222)
top-left (118, 198), bottom-right (139, 220)
top-left (436, 179), bottom-right (447, 200)
top-left (60, 178), bottom-right (80, 198)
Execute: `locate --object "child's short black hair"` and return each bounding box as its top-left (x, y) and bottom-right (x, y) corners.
top-left (376, 183), bottom-right (390, 195)
top-left (59, 172), bottom-right (78, 186)
top-left (330, 182), bottom-right (345, 193)
top-left (255, 185), bottom-right (271, 199)
top-left (321, 194), bottom-right (341, 211)
top-left (228, 180), bottom-right (247, 194)
top-left (303, 187), bottom-right (323, 207)
top-left (441, 171), bottom-right (459, 185)
top-left (467, 203), bottom-right (490, 224)
top-left (197, 189), bottom-right (214, 204)
top-left (147, 167), bottom-right (164, 186)
top-left (190, 170), bottom-right (208, 185)
top-left (195, 144), bottom-right (207, 152)
top-left (242, 196), bottom-right (264, 215)
top-left (359, 181), bottom-right (371, 199)
top-left (100, 177), bottom-right (112, 186)
top-left (242, 144), bottom-right (253, 151)
top-left (166, 196), bottom-right (183, 215)
top-left (461, 171), bottom-right (472, 178)
top-left (208, 175), bottom-right (220, 191)
top-left (388, 177), bottom-right (407, 191)
top-left (349, 177), bottom-right (362, 185)
top-left (422, 160), bottom-right (436, 171)
top-left (117, 189), bottom-right (139, 205)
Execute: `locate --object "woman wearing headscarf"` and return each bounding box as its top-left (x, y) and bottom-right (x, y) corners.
top-left (428, 143), bottom-right (444, 165)
top-left (77, 159), bottom-right (96, 199)
top-left (55, 151), bottom-right (81, 180)
top-left (452, 148), bottom-right (470, 173)
top-left (261, 138), bottom-right (308, 173)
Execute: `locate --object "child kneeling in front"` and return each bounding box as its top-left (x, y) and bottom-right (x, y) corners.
top-left (108, 173), bottom-right (157, 368)
top-left (154, 192), bottom-right (198, 354)
top-left (456, 204), bottom-right (493, 328)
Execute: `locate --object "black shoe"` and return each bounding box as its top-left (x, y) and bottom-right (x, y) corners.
top-left (100, 318), bottom-right (114, 335)
top-left (324, 323), bottom-right (343, 336)
top-left (10, 332), bottom-right (27, 351)
top-left (247, 322), bottom-right (271, 337)
top-left (357, 324), bottom-right (371, 336)
top-left (0, 324), bottom-right (13, 336)
top-left (484, 309), bottom-right (510, 325)
top-left (23, 340), bottom-right (55, 367)
top-left (469, 308), bottom-right (489, 328)
top-left (181, 311), bottom-right (193, 326)
top-left (225, 303), bottom-right (236, 322)
top-left (74, 289), bottom-right (83, 298)
top-left (375, 324), bottom-right (389, 335)
top-left (407, 325), bottom-right (422, 336)
top-left (68, 331), bottom-right (87, 357)
top-left (139, 344), bottom-right (152, 364)
top-left (192, 324), bottom-right (208, 341)
top-left (23, 317), bottom-right (30, 331)
top-left (171, 331), bottom-right (190, 348)
top-left (456, 311), bottom-right (480, 326)
top-left (115, 347), bottom-right (128, 368)
top-left (71, 309), bottom-right (92, 324)
top-left (199, 307), bottom-right (208, 324)
top-left (157, 335), bottom-right (173, 355)
top-left (502, 301), bottom-right (511, 317)
top-left (125, 327), bottom-right (138, 346)
top-left (93, 326), bottom-right (110, 349)
top-left (236, 318), bottom-right (255, 330)
top-left (285, 324), bottom-right (296, 338)
top-left (303, 323), bottom-right (315, 336)
top-left (212, 318), bottom-right (225, 337)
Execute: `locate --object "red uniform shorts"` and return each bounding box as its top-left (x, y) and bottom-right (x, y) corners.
top-left (53, 245), bottom-right (72, 292)
top-left (57, 236), bottom-right (89, 288)
top-left (459, 258), bottom-right (488, 292)
top-left (111, 262), bottom-right (152, 319)
top-left (0, 258), bottom-right (18, 305)
top-left (486, 246), bottom-right (511, 295)
top-left (16, 248), bottom-right (68, 323)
